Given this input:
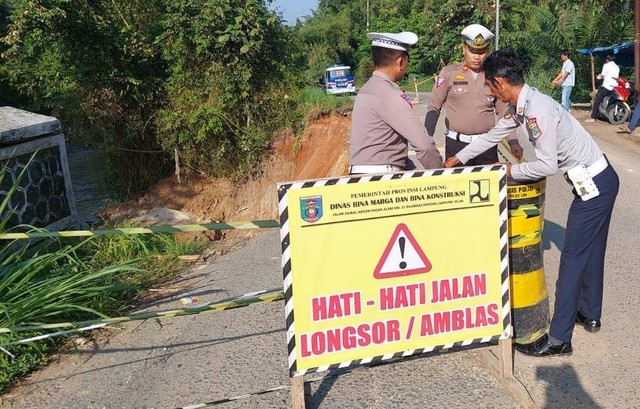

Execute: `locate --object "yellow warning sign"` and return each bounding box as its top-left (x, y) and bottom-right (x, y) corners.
top-left (280, 168), bottom-right (509, 374)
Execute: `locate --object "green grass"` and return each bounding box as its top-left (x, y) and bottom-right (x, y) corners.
top-left (295, 86), bottom-right (352, 118)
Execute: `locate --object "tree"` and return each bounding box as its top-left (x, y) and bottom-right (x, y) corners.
top-left (155, 0), bottom-right (299, 177)
top-left (1, 0), bottom-right (169, 196)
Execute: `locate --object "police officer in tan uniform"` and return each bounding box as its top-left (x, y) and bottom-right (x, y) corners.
top-left (425, 24), bottom-right (522, 165)
top-left (349, 32), bottom-right (442, 174)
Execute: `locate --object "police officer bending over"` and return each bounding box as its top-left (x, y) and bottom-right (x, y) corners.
top-left (445, 48), bottom-right (619, 357)
top-left (425, 24), bottom-right (523, 165)
top-left (349, 32), bottom-right (442, 175)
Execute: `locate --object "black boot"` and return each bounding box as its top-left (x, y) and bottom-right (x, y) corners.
top-left (515, 334), bottom-right (572, 357)
top-left (576, 311), bottom-right (601, 333)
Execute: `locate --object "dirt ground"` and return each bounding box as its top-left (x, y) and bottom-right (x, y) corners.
top-left (101, 112), bottom-right (351, 228)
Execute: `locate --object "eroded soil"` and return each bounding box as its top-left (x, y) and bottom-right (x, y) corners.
top-left (101, 112), bottom-right (351, 227)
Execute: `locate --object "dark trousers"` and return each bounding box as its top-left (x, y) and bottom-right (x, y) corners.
top-left (590, 87), bottom-right (611, 119)
top-left (628, 101), bottom-right (640, 131)
top-left (549, 163), bottom-right (619, 342)
top-left (446, 138), bottom-right (498, 165)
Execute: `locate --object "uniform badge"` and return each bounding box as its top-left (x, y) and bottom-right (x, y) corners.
top-left (455, 74), bottom-right (465, 80)
top-left (462, 65), bottom-right (469, 71)
top-left (527, 117), bottom-right (543, 140)
top-left (517, 107), bottom-right (524, 115)
top-left (436, 75), bottom-right (445, 88)
top-left (300, 195), bottom-right (323, 223)
top-left (400, 93), bottom-right (413, 107)
top-left (502, 112), bottom-right (516, 126)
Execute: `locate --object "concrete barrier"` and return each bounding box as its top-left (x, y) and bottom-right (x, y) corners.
top-left (0, 106), bottom-right (77, 230)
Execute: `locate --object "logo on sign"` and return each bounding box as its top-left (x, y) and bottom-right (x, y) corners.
top-left (300, 195), bottom-right (323, 223)
top-left (469, 179), bottom-right (490, 203)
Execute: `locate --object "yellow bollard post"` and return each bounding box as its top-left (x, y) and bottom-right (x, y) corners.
top-left (507, 178), bottom-right (550, 344)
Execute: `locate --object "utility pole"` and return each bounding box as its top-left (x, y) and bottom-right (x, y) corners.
top-left (495, 0), bottom-right (500, 50)
top-left (635, 0), bottom-right (640, 101)
top-left (367, 0), bottom-right (370, 29)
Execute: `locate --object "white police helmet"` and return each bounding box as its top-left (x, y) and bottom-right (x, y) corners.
top-left (366, 32), bottom-right (419, 52)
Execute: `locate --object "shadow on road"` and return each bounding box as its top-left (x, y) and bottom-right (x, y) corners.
top-left (304, 368), bottom-right (351, 408)
top-left (543, 219), bottom-right (565, 251)
top-left (536, 363), bottom-right (602, 408)
top-left (26, 327), bottom-right (284, 385)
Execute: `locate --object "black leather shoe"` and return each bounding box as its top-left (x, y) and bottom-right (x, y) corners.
top-left (514, 334), bottom-right (572, 357)
top-left (576, 311), bottom-right (601, 333)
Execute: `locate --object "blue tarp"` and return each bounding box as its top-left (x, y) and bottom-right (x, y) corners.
top-left (577, 42), bottom-right (634, 67)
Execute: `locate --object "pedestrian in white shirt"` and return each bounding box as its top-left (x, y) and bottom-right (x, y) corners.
top-left (586, 54), bottom-right (619, 123)
top-left (551, 50), bottom-right (575, 111)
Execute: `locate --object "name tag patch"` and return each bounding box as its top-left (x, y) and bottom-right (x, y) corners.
top-left (400, 93), bottom-right (413, 107)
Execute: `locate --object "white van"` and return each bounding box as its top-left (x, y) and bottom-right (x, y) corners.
top-left (322, 65), bottom-right (356, 95)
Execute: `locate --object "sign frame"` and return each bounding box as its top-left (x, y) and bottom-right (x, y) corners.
top-left (278, 166), bottom-right (511, 377)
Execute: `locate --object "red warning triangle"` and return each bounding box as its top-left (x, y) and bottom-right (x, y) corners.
top-left (373, 223), bottom-right (432, 279)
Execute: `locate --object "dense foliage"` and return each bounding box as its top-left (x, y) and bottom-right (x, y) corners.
top-left (296, 0), bottom-right (635, 101)
top-left (0, 0), bottom-right (302, 197)
top-left (155, 0), bottom-right (298, 177)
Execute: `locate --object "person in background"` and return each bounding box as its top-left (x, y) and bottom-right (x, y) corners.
top-left (551, 50), bottom-right (575, 111)
top-left (424, 24), bottom-right (522, 166)
top-left (445, 48), bottom-right (619, 357)
top-left (349, 31), bottom-right (442, 174)
top-left (617, 98), bottom-right (640, 133)
top-left (586, 54), bottom-right (619, 123)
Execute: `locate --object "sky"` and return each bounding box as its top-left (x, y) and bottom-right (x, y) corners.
top-left (269, 0), bottom-right (319, 25)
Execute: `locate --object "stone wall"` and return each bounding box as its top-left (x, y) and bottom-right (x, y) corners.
top-left (0, 106), bottom-right (77, 230)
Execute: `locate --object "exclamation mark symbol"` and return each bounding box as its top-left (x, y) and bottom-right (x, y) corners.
top-left (399, 236), bottom-right (407, 269)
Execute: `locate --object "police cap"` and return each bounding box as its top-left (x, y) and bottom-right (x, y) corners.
top-left (461, 24), bottom-right (494, 52)
top-left (367, 32), bottom-right (418, 52)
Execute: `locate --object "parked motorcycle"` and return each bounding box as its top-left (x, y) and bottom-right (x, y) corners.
top-left (597, 76), bottom-right (632, 125)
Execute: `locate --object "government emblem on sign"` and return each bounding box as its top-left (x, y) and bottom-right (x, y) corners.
top-left (300, 195), bottom-right (323, 223)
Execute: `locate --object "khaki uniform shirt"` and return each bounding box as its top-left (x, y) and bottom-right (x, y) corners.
top-left (350, 72), bottom-right (442, 169)
top-left (425, 63), bottom-right (516, 141)
top-left (457, 84), bottom-right (603, 180)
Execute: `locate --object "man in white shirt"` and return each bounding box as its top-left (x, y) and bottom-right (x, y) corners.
top-left (586, 54), bottom-right (619, 123)
top-left (551, 50), bottom-right (575, 111)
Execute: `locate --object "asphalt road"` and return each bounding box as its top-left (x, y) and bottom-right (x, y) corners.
top-left (3, 98), bottom-right (640, 409)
